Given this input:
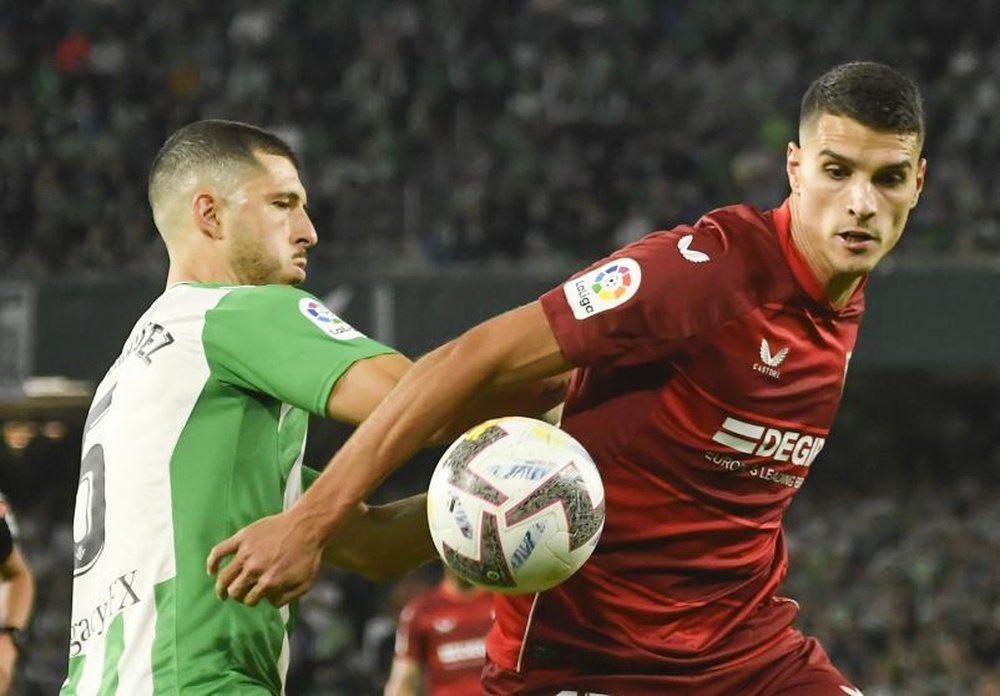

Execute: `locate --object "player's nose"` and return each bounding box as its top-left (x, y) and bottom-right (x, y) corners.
top-left (295, 210), bottom-right (318, 248)
top-left (847, 179), bottom-right (877, 222)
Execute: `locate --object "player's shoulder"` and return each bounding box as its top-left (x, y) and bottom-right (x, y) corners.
top-left (217, 283), bottom-right (317, 304)
top-left (694, 202), bottom-right (782, 252)
top-left (618, 202), bottom-right (779, 260)
top-left (205, 283), bottom-right (324, 320)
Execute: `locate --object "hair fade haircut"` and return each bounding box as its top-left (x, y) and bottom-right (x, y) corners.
top-left (800, 61), bottom-right (924, 144)
top-left (148, 120), bottom-right (299, 208)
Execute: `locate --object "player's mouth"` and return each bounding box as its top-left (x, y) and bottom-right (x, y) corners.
top-left (835, 230), bottom-right (878, 251)
top-left (293, 256), bottom-right (308, 269)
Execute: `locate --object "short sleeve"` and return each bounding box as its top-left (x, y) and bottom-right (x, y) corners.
top-left (540, 214), bottom-right (765, 368)
top-left (203, 285), bottom-right (398, 416)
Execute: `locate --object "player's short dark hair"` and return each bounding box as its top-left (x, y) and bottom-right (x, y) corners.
top-left (148, 120), bottom-right (299, 209)
top-left (800, 61), bottom-right (924, 144)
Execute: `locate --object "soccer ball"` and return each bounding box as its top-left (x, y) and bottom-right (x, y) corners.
top-left (426, 416), bottom-right (605, 594)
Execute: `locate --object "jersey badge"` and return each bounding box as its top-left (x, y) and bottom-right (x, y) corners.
top-left (299, 298), bottom-right (364, 341)
top-left (677, 234), bottom-right (710, 263)
top-left (754, 338), bottom-right (789, 379)
top-left (562, 258), bottom-right (642, 320)
top-left (759, 339), bottom-right (789, 367)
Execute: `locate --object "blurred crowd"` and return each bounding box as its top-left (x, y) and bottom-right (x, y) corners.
top-left (2, 371), bottom-right (999, 695)
top-left (4, 0), bottom-right (1000, 279)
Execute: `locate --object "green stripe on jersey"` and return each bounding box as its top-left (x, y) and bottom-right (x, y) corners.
top-left (151, 578), bottom-right (177, 695)
top-left (164, 377), bottom-right (287, 693)
top-left (62, 655), bottom-right (86, 695)
top-left (99, 613), bottom-right (125, 693)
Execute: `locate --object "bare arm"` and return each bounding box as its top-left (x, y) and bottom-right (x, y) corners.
top-left (208, 301), bottom-right (572, 605)
top-left (0, 546), bottom-right (33, 695)
top-left (321, 494), bottom-right (435, 582)
top-left (297, 301), bottom-right (571, 549)
top-left (383, 655), bottom-right (422, 696)
top-left (321, 351), bottom-right (557, 577)
top-left (428, 369), bottom-right (572, 445)
top-left (0, 546), bottom-right (34, 629)
top-left (326, 352), bottom-right (413, 423)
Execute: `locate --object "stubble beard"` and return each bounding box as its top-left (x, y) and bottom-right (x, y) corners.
top-left (231, 237), bottom-right (286, 286)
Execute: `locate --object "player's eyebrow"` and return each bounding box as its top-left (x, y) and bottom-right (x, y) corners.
top-left (818, 149), bottom-right (912, 172)
top-left (273, 190), bottom-right (308, 207)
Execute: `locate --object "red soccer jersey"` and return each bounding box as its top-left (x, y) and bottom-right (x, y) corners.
top-left (488, 200), bottom-right (863, 681)
top-left (395, 583), bottom-right (495, 695)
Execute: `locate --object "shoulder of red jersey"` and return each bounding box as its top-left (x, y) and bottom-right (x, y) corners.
top-left (540, 202), bottom-right (798, 368)
top-left (555, 202), bottom-right (793, 322)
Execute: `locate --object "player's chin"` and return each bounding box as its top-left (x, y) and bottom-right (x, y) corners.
top-left (835, 253), bottom-right (882, 276)
top-left (284, 265), bottom-right (307, 285)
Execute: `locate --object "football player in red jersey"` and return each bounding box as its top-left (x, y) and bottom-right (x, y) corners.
top-left (384, 567), bottom-right (494, 696)
top-left (212, 61), bottom-right (926, 695)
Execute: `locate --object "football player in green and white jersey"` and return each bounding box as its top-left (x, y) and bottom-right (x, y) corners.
top-left (61, 120), bottom-right (455, 695)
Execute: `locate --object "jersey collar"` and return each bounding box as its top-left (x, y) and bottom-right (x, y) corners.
top-left (771, 198), bottom-right (866, 313)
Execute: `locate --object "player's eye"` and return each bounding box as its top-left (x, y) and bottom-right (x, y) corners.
top-left (874, 170), bottom-right (906, 187)
top-left (273, 200), bottom-right (291, 210)
top-left (824, 165), bottom-right (849, 180)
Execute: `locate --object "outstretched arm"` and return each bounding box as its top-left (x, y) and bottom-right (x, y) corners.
top-left (321, 494), bottom-right (435, 582)
top-left (209, 301), bottom-right (571, 606)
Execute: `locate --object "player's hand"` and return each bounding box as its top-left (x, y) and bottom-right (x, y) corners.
top-left (206, 510), bottom-right (323, 607)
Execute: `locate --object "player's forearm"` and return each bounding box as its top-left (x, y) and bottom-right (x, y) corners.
top-left (296, 334), bottom-right (496, 541)
top-left (322, 495), bottom-right (436, 581)
top-left (1, 551), bottom-right (35, 629)
top-left (428, 372), bottom-right (571, 445)
top-left (292, 302), bottom-right (568, 544)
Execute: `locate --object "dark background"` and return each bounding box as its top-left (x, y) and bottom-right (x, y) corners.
top-left (2, 1), bottom-right (999, 694)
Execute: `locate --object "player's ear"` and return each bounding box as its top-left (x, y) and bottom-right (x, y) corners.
top-left (192, 191), bottom-right (225, 240)
top-left (911, 157), bottom-right (927, 209)
top-left (786, 142), bottom-right (802, 195)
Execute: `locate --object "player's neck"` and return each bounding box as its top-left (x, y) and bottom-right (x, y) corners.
top-left (165, 252), bottom-right (244, 288)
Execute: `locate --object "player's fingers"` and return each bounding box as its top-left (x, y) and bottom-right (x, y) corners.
top-left (214, 562), bottom-right (237, 600)
top-left (206, 535), bottom-right (241, 576)
top-left (272, 581), bottom-right (310, 608)
top-left (214, 553), bottom-right (251, 600)
top-left (242, 575), bottom-right (275, 607)
top-left (225, 565), bottom-right (262, 604)
top-left (243, 586), bottom-right (264, 607)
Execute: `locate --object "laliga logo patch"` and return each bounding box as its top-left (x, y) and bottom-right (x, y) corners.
top-left (562, 258), bottom-right (642, 320)
top-left (298, 298), bottom-right (364, 341)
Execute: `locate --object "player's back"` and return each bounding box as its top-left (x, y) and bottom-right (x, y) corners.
top-left (63, 284), bottom-right (309, 695)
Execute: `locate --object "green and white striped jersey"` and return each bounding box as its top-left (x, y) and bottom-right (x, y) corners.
top-left (61, 283), bottom-right (396, 695)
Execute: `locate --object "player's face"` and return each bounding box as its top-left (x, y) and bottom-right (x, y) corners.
top-left (787, 113), bottom-right (925, 290)
top-left (223, 153), bottom-right (317, 286)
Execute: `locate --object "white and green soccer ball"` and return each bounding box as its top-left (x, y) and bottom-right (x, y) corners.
top-left (427, 416), bottom-right (605, 594)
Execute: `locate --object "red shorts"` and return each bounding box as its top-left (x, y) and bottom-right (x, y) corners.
top-left (482, 627), bottom-right (861, 696)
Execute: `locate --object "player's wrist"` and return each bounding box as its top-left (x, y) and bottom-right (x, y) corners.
top-left (288, 499), bottom-right (344, 548)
